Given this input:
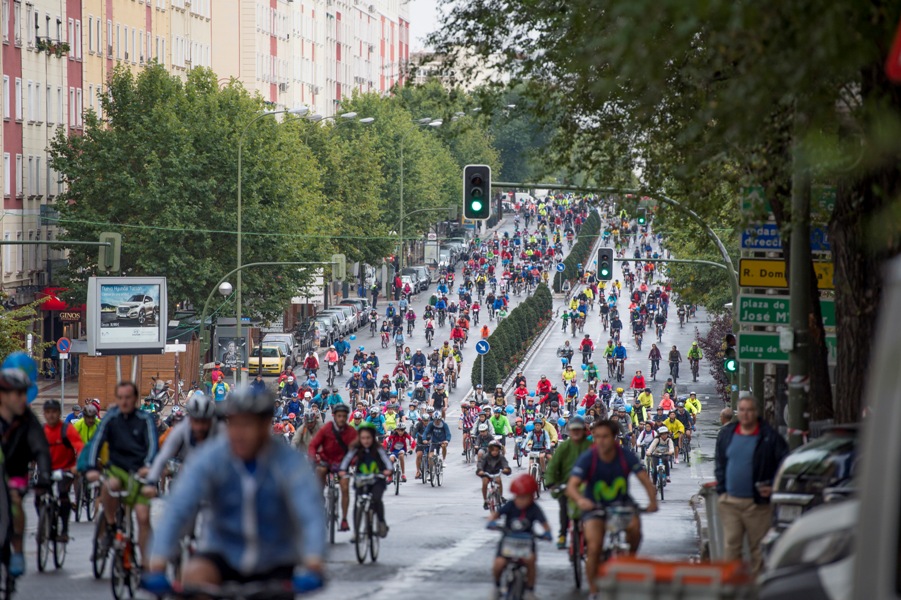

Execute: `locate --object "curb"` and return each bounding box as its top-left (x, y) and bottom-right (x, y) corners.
top-left (690, 492), bottom-right (710, 561)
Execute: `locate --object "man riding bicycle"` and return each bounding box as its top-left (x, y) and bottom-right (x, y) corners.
top-left (543, 415), bottom-right (592, 548)
top-left (308, 403), bottom-right (358, 532)
top-left (647, 427), bottom-right (675, 484)
top-left (476, 440), bottom-right (511, 510)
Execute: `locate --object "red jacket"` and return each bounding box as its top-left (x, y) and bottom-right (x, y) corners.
top-left (44, 422), bottom-right (84, 470)
top-left (308, 422), bottom-right (358, 466)
top-left (536, 379), bottom-right (552, 396)
top-left (630, 376), bottom-right (647, 390)
top-left (579, 339), bottom-right (594, 351)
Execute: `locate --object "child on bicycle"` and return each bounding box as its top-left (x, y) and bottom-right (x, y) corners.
top-left (487, 475), bottom-right (552, 600)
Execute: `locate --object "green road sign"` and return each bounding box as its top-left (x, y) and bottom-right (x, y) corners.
top-left (737, 295), bottom-right (835, 327)
top-left (741, 185), bottom-right (836, 215)
top-left (737, 332), bottom-right (836, 365)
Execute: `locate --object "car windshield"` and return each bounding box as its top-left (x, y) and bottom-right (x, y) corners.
top-left (127, 295), bottom-right (144, 302)
top-left (251, 347), bottom-right (279, 358)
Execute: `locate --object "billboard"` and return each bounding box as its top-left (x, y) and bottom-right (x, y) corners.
top-left (216, 336), bottom-right (246, 375)
top-left (87, 277), bottom-right (168, 355)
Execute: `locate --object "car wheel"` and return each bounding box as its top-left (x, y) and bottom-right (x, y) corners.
top-left (137, 309), bottom-right (146, 325)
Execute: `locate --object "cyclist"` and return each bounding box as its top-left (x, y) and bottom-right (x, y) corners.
top-left (487, 475), bottom-right (552, 600)
top-left (141, 387), bottom-right (325, 597)
top-left (674, 402), bottom-right (694, 445)
top-left (147, 392), bottom-right (220, 485)
top-left (339, 422), bottom-right (393, 537)
top-left (477, 440), bottom-right (512, 510)
top-left (612, 341), bottom-right (628, 379)
top-left (685, 391), bottom-right (703, 419)
top-left (384, 423), bottom-right (414, 482)
top-left (687, 341), bottom-right (704, 377)
top-left (308, 403), bottom-right (357, 532)
top-left (523, 416), bottom-right (552, 478)
top-left (293, 413), bottom-right (323, 452)
top-left (566, 419), bottom-right (658, 600)
top-left (72, 401), bottom-right (101, 446)
top-left (41, 399), bottom-right (83, 543)
top-left (664, 411), bottom-right (686, 462)
top-left (668, 345), bottom-right (682, 380)
top-left (636, 421), bottom-right (657, 460)
top-left (423, 413), bottom-right (451, 462)
top-left (647, 427), bottom-right (675, 484)
top-left (544, 415), bottom-right (592, 548)
top-left (489, 406), bottom-right (513, 448)
top-left (84, 381), bottom-right (158, 564)
top-left (629, 370), bottom-right (646, 399)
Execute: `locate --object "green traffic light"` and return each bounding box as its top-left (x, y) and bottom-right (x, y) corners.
top-left (471, 200), bottom-right (483, 212)
top-left (724, 358), bottom-right (738, 373)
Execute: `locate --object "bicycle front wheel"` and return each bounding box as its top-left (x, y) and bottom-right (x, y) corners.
top-left (353, 507), bottom-right (368, 564)
top-left (92, 516), bottom-right (110, 579)
top-left (53, 510), bottom-right (68, 569)
top-left (571, 524), bottom-right (584, 589)
top-left (36, 505), bottom-right (52, 572)
top-left (327, 488), bottom-right (337, 545)
top-left (368, 510), bottom-right (380, 562)
top-left (110, 554), bottom-right (132, 600)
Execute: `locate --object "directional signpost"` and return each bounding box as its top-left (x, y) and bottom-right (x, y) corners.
top-left (739, 258), bottom-right (834, 290)
top-left (57, 337), bottom-right (71, 412)
top-left (738, 332), bottom-right (837, 365)
top-left (737, 295), bottom-right (836, 327)
top-left (475, 340), bottom-right (490, 389)
top-left (741, 223), bottom-right (831, 252)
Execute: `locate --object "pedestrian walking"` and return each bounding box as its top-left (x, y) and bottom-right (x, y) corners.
top-left (714, 396), bottom-right (787, 574)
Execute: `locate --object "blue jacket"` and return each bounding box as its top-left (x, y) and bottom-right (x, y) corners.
top-left (423, 422), bottom-right (451, 444)
top-left (334, 340), bottom-right (350, 355)
top-left (613, 346), bottom-right (628, 360)
top-left (365, 415), bottom-right (386, 435)
top-left (150, 436), bottom-right (325, 574)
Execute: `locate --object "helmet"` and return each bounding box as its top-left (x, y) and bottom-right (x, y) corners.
top-left (493, 406), bottom-right (503, 414)
top-left (488, 440), bottom-right (503, 450)
top-left (185, 393), bottom-right (217, 420)
top-left (478, 423), bottom-right (490, 433)
top-left (396, 422), bottom-right (407, 430)
top-left (83, 403), bottom-right (99, 418)
top-left (357, 422), bottom-right (378, 434)
top-left (329, 345), bottom-right (335, 349)
top-left (224, 387), bottom-right (274, 417)
top-left (433, 414), bottom-right (444, 422)
top-left (304, 391), bottom-right (312, 398)
top-left (353, 411), bottom-right (363, 419)
top-left (286, 376), bottom-right (295, 383)
top-left (551, 385), bottom-right (558, 390)
top-left (427, 406), bottom-right (436, 414)
top-left (476, 384), bottom-right (483, 389)
top-left (43, 399), bottom-right (62, 411)
top-left (332, 403), bottom-right (351, 415)
top-left (616, 387), bottom-right (624, 394)
top-left (515, 417), bottom-right (523, 424)
top-left (369, 406), bottom-right (380, 415)
top-left (273, 423), bottom-right (284, 434)
top-left (644, 387), bottom-right (651, 393)
top-left (677, 401), bottom-right (685, 407)
top-left (534, 415), bottom-right (544, 424)
top-left (461, 400), bottom-right (470, 408)
top-left (287, 413), bottom-right (297, 420)
top-left (510, 474), bottom-right (539, 496)
top-left (0, 368), bottom-right (31, 392)
top-left (569, 415), bottom-right (586, 429)
top-left (482, 406), bottom-right (492, 415)
top-left (658, 426), bottom-right (669, 434)
top-left (304, 413), bottom-right (317, 422)
top-left (550, 401), bottom-right (559, 409)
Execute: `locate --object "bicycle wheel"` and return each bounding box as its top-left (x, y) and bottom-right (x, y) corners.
top-left (658, 478), bottom-right (665, 501)
top-left (515, 446), bottom-right (522, 468)
top-left (74, 479), bottom-right (83, 523)
top-left (368, 510), bottom-right (380, 562)
top-left (92, 515), bottom-right (110, 579)
top-left (110, 553), bottom-right (132, 600)
top-left (53, 511), bottom-right (67, 569)
top-left (571, 524), bottom-right (583, 589)
top-left (327, 487), bottom-right (337, 545)
top-left (85, 484), bottom-right (97, 521)
top-left (429, 458), bottom-right (436, 488)
top-left (420, 461), bottom-right (427, 484)
top-left (353, 506), bottom-right (368, 564)
top-left (683, 438), bottom-right (691, 465)
top-left (463, 437), bottom-right (472, 463)
top-left (436, 460), bottom-right (443, 487)
top-left (394, 467), bottom-right (401, 496)
top-left (36, 505), bottom-right (51, 572)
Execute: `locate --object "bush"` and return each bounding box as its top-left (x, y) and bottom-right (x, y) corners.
top-left (471, 282), bottom-right (555, 389)
top-left (553, 211), bottom-right (602, 292)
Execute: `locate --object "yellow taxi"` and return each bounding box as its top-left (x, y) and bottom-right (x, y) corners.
top-left (247, 345), bottom-right (286, 376)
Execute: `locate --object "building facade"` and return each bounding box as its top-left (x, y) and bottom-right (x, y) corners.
top-left (0, 0), bottom-right (411, 345)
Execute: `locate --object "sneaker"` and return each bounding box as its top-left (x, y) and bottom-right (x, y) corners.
top-left (401, 475), bottom-right (407, 482)
top-left (666, 477), bottom-right (671, 483)
top-left (483, 502), bottom-right (489, 510)
top-left (415, 471), bottom-right (421, 479)
top-left (674, 456), bottom-right (679, 464)
top-left (339, 519), bottom-right (350, 532)
top-left (378, 522), bottom-right (389, 538)
top-left (556, 535), bottom-right (566, 549)
top-left (8, 553), bottom-right (24, 577)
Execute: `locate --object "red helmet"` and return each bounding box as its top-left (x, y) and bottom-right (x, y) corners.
top-left (510, 474), bottom-right (539, 497)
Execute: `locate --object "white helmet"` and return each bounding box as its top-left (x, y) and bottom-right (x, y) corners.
top-left (185, 393), bottom-right (217, 420)
top-left (478, 423), bottom-right (490, 432)
top-left (657, 426), bottom-right (669, 435)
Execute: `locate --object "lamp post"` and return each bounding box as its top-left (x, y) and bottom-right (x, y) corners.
top-left (398, 118), bottom-right (443, 274)
top-left (236, 106), bottom-right (309, 385)
top-left (216, 281), bottom-right (233, 384)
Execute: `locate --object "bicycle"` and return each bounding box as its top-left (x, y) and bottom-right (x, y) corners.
top-left (426, 445), bottom-right (444, 487)
top-left (650, 359), bottom-right (659, 381)
top-left (351, 474), bottom-right (385, 564)
top-left (527, 451), bottom-right (544, 499)
top-left (634, 332), bottom-right (642, 351)
top-left (380, 332), bottom-right (389, 349)
top-left (512, 436), bottom-right (523, 468)
top-left (153, 576), bottom-right (324, 599)
top-left (669, 360), bottom-right (680, 381)
top-left (681, 433), bottom-right (692, 466)
top-left (484, 474), bottom-right (504, 513)
top-left (395, 344), bottom-right (403, 362)
top-left (616, 358), bottom-right (625, 382)
top-left (656, 324), bottom-right (664, 343)
top-left (406, 320), bottom-right (415, 336)
top-left (95, 478), bottom-right (142, 600)
top-left (462, 432), bottom-right (474, 464)
top-left (425, 327), bottom-right (434, 347)
top-left (390, 453), bottom-right (406, 496)
top-left (370, 320), bottom-right (377, 336)
top-left (486, 526), bottom-right (547, 600)
top-left (690, 357), bottom-right (700, 382)
top-left (648, 454), bottom-right (669, 501)
top-left (73, 475), bottom-right (99, 522)
top-left (36, 469), bottom-right (73, 572)
top-left (323, 470), bottom-right (340, 545)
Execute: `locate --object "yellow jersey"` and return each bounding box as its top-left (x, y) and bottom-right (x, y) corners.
top-left (664, 418), bottom-right (685, 439)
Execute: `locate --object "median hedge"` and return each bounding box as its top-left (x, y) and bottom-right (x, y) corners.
top-left (472, 284), bottom-right (553, 390)
top-left (553, 210), bottom-right (602, 292)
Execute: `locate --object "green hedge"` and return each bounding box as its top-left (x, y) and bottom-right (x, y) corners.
top-left (553, 210), bottom-right (602, 292)
top-left (472, 284), bottom-right (553, 390)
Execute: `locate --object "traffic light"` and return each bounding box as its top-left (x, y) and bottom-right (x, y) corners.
top-left (637, 210), bottom-right (647, 226)
top-left (723, 333), bottom-right (738, 373)
top-left (98, 232), bottom-right (122, 272)
top-left (463, 164), bottom-right (492, 220)
top-left (597, 247), bottom-right (614, 281)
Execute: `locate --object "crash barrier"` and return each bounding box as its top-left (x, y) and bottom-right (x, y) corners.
top-left (597, 556), bottom-right (755, 599)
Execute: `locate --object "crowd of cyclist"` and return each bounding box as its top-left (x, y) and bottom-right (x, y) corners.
top-left (0, 195), bottom-right (708, 600)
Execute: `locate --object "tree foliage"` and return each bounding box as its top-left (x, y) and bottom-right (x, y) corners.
top-left (0, 298), bottom-right (51, 364)
top-left (50, 65), bottom-right (330, 318)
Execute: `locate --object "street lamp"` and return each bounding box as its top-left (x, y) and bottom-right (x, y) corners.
top-left (236, 106), bottom-right (309, 385)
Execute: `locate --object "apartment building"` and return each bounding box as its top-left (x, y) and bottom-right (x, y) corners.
top-left (0, 0), bottom-right (410, 344)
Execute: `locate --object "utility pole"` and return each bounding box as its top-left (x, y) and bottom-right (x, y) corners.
top-left (787, 125), bottom-right (812, 450)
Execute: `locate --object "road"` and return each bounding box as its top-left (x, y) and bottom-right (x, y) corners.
top-left (17, 214), bottom-right (723, 600)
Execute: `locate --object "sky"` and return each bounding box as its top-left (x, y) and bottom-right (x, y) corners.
top-left (408, 0), bottom-right (440, 52)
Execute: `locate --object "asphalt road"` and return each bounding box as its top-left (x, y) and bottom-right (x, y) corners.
top-left (16, 214), bottom-right (723, 600)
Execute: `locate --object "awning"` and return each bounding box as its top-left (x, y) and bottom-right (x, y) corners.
top-left (37, 287), bottom-right (85, 312)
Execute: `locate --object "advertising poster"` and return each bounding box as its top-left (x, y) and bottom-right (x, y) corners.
top-left (99, 283), bottom-right (162, 345)
top-left (217, 336), bottom-right (246, 375)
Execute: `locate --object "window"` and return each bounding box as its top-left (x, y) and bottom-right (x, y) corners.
top-left (45, 83), bottom-right (50, 123)
top-left (138, 29), bottom-right (143, 61)
top-left (67, 18), bottom-right (72, 51)
top-left (56, 86), bottom-right (61, 124)
top-left (1, 0), bottom-right (8, 43)
top-left (14, 77), bottom-right (21, 120)
top-left (75, 88), bottom-right (82, 126)
top-left (3, 232), bottom-right (10, 273)
top-left (15, 231), bottom-right (21, 272)
top-left (96, 85), bottom-right (102, 119)
top-left (161, 38), bottom-right (165, 63)
top-left (34, 156), bottom-right (39, 195)
top-left (74, 19), bottom-right (80, 59)
top-left (96, 17), bottom-right (100, 53)
top-left (87, 15), bottom-right (92, 52)
top-left (26, 80), bottom-right (31, 121)
top-left (12, 0), bottom-right (18, 45)
top-left (3, 153), bottom-right (9, 196)
top-left (14, 154), bottom-right (21, 196)
top-left (131, 27), bottom-right (136, 63)
top-left (26, 155), bottom-right (32, 195)
top-left (2, 76), bottom-right (8, 119)
top-left (34, 83), bottom-right (39, 123)
top-left (115, 22), bottom-right (119, 58)
top-left (55, 15), bottom-right (60, 41)
top-left (68, 87), bottom-right (74, 125)
top-left (88, 84), bottom-right (93, 112)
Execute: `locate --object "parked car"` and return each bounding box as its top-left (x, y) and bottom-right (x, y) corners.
top-left (262, 333), bottom-right (298, 362)
top-left (298, 318), bottom-right (335, 348)
top-left (330, 305), bottom-right (360, 331)
top-left (247, 346), bottom-right (287, 376)
top-left (762, 425), bottom-right (858, 555)
top-left (411, 266), bottom-right (432, 290)
top-left (340, 298), bottom-right (371, 324)
top-left (400, 275), bottom-right (418, 295)
top-left (319, 308), bottom-right (351, 336)
top-left (401, 268), bottom-right (427, 292)
top-left (260, 339), bottom-right (295, 370)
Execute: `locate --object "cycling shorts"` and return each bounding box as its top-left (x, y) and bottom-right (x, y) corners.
top-left (105, 464), bottom-right (150, 507)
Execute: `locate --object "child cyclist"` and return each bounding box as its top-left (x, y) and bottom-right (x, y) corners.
top-left (487, 475), bottom-right (552, 600)
top-left (383, 423), bottom-right (415, 482)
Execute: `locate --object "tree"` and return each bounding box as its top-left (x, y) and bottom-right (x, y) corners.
top-left (50, 66), bottom-right (330, 318)
top-left (0, 298), bottom-right (50, 364)
top-left (431, 0), bottom-right (901, 422)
